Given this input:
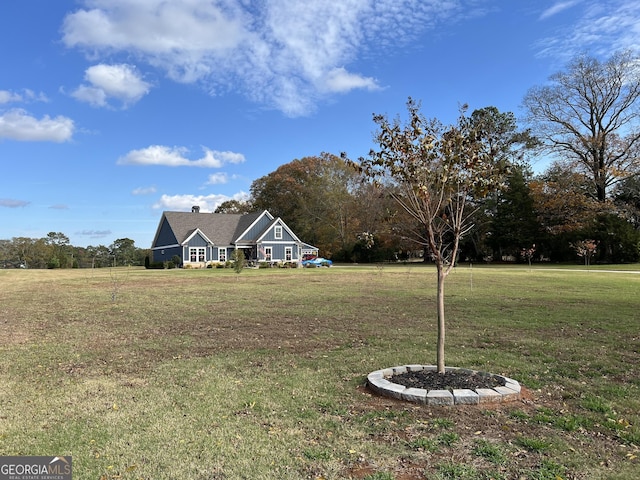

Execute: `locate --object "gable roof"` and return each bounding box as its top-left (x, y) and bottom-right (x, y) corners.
top-left (255, 217), bottom-right (301, 243)
top-left (152, 210), bottom-right (264, 247)
top-left (183, 228), bottom-right (214, 245)
top-left (233, 210), bottom-right (275, 243)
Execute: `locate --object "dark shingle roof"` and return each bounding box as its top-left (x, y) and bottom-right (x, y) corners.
top-left (160, 211), bottom-right (263, 246)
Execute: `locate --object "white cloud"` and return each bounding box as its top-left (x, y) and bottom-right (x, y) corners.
top-left (0, 90), bottom-right (24, 104)
top-left (72, 63), bottom-right (151, 107)
top-left (321, 67), bottom-right (380, 93)
top-left (0, 109), bottom-right (74, 142)
top-left (536, 1), bottom-right (640, 59)
top-left (76, 229), bottom-right (112, 239)
top-left (153, 192), bottom-right (249, 212)
top-left (117, 145), bottom-right (246, 167)
top-left (61, 0), bottom-right (477, 116)
top-left (206, 173), bottom-right (229, 185)
top-left (132, 186), bottom-right (157, 195)
top-left (0, 89), bottom-right (49, 104)
top-left (62, 0), bottom-right (245, 56)
top-left (539, 1), bottom-right (581, 20)
top-left (0, 198), bottom-right (30, 208)
top-left (72, 84), bottom-right (108, 107)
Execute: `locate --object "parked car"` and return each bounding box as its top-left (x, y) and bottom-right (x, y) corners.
top-left (301, 257), bottom-right (332, 267)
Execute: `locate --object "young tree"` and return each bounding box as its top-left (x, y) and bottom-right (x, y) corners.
top-left (347, 98), bottom-right (509, 373)
top-left (571, 240), bottom-right (597, 267)
top-left (523, 51), bottom-right (640, 202)
top-left (232, 248), bottom-right (245, 274)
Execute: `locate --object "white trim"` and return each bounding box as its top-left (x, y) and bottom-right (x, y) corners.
top-left (188, 246), bottom-right (206, 263)
top-left (234, 210), bottom-right (274, 242)
top-left (152, 243), bottom-right (180, 250)
top-left (275, 218), bottom-right (301, 242)
top-left (183, 228), bottom-right (214, 246)
top-left (258, 240), bottom-right (299, 245)
top-left (256, 217), bottom-right (301, 243)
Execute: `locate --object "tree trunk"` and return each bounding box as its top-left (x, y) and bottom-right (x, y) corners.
top-left (436, 263), bottom-right (446, 374)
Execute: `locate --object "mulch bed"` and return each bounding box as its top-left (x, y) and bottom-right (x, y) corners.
top-left (391, 369), bottom-right (507, 391)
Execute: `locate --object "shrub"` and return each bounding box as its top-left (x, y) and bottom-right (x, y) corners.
top-left (145, 260), bottom-right (165, 269)
top-left (47, 257), bottom-right (60, 269)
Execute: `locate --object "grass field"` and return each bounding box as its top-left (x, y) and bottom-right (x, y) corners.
top-left (1, 264), bottom-right (639, 479)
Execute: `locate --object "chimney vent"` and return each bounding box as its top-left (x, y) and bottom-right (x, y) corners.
top-left (191, 205), bottom-right (200, 213)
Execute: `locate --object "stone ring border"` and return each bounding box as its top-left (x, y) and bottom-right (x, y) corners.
top-left (367, 365), bottom-right (521, 406)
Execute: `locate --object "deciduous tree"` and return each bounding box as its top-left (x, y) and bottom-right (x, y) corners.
top-left (214, 199), bottom-right (254, 214)
top-left (347, 98), bottom-right (509, 373)
top-left (110, 238), bottom-right (138, 266)
top-left (529, 162), bottom-right (604, 236)
top-left (250, 153), bottom-right (360, 256)
top-left (523, 51), bottom-right (640, 201)
top-left (613, 175), bottom-right (640, 230)
top-left (45, 231), bottom-right (71, 268)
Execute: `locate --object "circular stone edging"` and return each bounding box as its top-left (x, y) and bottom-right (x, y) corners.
top-left (367, 365), bottom-right (521, 406)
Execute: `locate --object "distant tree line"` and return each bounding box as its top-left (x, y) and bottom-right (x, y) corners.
top-left (4, 51), bottom-right (638, 268)
top-left (0, 233), bottom-right (149, 269)
top-left (224, 52), bottom-right (640, 265)
top-left (221, 152), bottom-right (637, 265)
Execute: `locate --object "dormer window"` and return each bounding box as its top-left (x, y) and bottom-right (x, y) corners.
top-left (274, 225), bottom-right (283, 239)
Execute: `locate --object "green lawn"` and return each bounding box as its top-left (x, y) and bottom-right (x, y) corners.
top-left (1, 265), bottom-right (638, 479)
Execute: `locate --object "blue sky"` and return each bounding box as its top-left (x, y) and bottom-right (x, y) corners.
top-left (1, 0), bottom-right (639, 248)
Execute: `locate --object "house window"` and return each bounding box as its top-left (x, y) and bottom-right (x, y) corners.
top-left (274, 226), bottom-right (283, 239)
top-left (219, 248), bottom-right (226, 262)
top-left (285, 247), bottom-right (292, 261)
top-left (264, 247), bottom-right (272, 261)
top-left (190, 247), bottom-right (205, 262)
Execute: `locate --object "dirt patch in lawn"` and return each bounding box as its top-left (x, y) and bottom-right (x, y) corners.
top-left (344, 385), bottom-right (629, 480)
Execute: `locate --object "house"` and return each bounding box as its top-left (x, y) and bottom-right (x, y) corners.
top-left (151, 206), bottom-right (318, 267)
